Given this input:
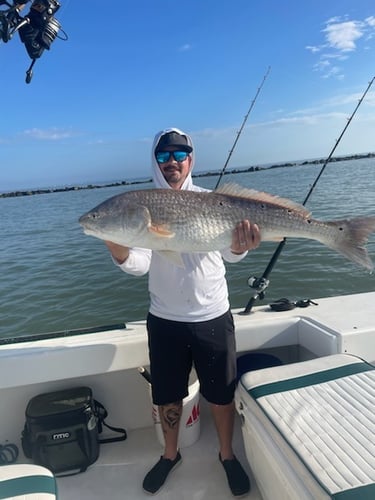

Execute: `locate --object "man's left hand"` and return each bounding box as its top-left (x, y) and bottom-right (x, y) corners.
top-left (231, 220), bottom-right (261, 254)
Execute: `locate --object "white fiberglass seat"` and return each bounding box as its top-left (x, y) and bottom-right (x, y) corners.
top-left (0, 464), bottom-right (57, 499)
top-left (235, 353), bottom-right (375, 500)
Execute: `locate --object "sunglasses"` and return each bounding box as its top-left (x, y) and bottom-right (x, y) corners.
top-left (156, 151), bottom-right (189, 163)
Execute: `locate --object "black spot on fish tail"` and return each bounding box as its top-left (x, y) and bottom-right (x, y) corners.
top-left (325, 216), bottom-right (375, 271)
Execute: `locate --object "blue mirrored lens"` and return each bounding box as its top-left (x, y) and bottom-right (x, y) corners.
top-left (156, 151), bottom-right (189, 163)
top-left (156, 152), bottom-right (170, 163)
top-left (173, 151), bottom-right (188, 162)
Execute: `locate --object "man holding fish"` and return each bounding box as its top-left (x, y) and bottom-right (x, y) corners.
top-left (80, 126), bottom-right (375, 494)
top-left (105, 128), bottom-right (260, 497)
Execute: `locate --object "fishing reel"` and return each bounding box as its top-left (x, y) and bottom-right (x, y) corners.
top-left (247, 276), bottom-right (270, 300)
top-left (0, 0), bottom-right (67, 83)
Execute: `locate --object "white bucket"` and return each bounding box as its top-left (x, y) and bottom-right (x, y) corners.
top-left (151, 376), bottom-right (200, 448)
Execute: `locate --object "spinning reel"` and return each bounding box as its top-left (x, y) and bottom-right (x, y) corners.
top-left (0, 0), bottom-right (67, 82)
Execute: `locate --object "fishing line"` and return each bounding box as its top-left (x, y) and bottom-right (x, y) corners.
top-left (214, 66), bottom-right (271, 190)
top-left (242, 75), bottom-right (375, 315)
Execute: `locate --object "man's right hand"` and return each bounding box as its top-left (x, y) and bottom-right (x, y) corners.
top-left (105, 241), bottom-right (130, 265)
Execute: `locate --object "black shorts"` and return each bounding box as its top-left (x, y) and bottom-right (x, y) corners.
top-left (147, 311), bottom-right (236, 406)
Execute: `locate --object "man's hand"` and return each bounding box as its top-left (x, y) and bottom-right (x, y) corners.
top-left (231, 220), bottom-right (261, 255)
top-left (105, 241), bottom-right (130, 264)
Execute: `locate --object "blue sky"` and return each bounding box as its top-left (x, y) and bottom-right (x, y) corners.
top-left (1, 0), bottom-right (375, 191)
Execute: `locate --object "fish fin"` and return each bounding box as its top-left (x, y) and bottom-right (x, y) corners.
top-left (322, 216), bottom-right (375, 271)
top-left (267, 236), bottom-right (285, 242)
top-left (148, 224), bottom-right (175, 238)
top-left (156, 250), bottom-right (185, 268)
top-left (216, 183), bottom-right (311, 217)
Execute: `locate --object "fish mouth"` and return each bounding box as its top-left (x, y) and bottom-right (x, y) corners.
top-left (78, 213), bottom-right (89, 227)
top-left (78, 213), bottom-right (97, 231)
top-left (78, 215), bottom-right (98, 236)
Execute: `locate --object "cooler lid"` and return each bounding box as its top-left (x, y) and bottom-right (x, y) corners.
top-left (25, 386), bottom-right (93, 418)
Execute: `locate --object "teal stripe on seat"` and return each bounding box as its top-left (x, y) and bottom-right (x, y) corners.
top-left (0, 475), bottom-right (57, 499)
top-left (333, 483), bottom-right (375, 499)
top-left (248, 362), bottom-right (374, 399)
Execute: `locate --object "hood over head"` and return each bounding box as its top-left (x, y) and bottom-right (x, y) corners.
top-left (151, 127), bottom-right (195, 190)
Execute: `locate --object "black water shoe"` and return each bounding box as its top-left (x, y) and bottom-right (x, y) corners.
top-left (219, 453), bottom-right (251, 497)
top-left (143, 451), bottom-right (182, 494)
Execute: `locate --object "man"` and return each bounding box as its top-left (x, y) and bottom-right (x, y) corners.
top-left (105, 128), bottom-right (260, 497)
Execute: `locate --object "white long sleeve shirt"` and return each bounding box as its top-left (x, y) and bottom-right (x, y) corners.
top-left (119, 241), bottom-right (246, 322)
top-left (115, 128), bottom-right (248, 322)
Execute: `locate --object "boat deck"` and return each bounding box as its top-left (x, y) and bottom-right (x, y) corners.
top-left (4, 292), bottom-right (375, 499)
top-left (55, 400), bottom-right (261, 500)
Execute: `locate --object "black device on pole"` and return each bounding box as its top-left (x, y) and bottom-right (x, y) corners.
top-left (0, 0), bottom-right (67, 82)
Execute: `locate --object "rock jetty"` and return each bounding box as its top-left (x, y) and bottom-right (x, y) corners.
top-left (1, 152), bottom-right (374, 199)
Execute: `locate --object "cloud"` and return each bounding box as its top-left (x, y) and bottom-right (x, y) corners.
top-left (22, 127), bottom-right (75, 140)
top-left (306, 45), bottom-right (320, 53)
top-left (322, 66), bottom-right (344, 80)
top-left (178, 43), bottom-right (192, 52)
top-left (306, 16), bottom-right (375, 79)
top-left (255, 112), bottom-right (346, 129)
top-left (323, 20), bottom-right (364, 51)
top-left (251, 90), bottom-right (375, 134)
top-left (287, 90), bottom-right (375, 117)
top-left (324, 90), bottom-right (375, 108)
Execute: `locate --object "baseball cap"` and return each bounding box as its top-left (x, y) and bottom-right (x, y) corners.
top-left (155, 131), bottom-right (193, 153)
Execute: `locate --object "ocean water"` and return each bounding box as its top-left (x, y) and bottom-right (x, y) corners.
top-left (1, 158), bottom-right (374, 340)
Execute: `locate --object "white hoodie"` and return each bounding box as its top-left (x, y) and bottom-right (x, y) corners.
top-left (118, 128), bottom-right (247, 321)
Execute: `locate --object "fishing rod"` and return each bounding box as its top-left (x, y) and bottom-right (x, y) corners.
top-left (214, 66), bottom-right (271, 190)
top-left (242, 75), bottom-right (375, 315)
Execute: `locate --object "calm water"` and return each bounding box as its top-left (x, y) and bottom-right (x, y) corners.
top-left (1, 159), bottom-right (375, 340)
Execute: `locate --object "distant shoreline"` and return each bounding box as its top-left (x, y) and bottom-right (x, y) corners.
top-left (1, 152), bottom-right (374, 199)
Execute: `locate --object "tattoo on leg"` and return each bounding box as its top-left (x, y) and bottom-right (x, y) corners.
top-left (160, 401), bottom-right (182, 429)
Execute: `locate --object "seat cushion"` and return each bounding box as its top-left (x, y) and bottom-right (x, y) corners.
top-left (0, 464), bottom-right (57, 499)
top-left (239, 354), bottom-right (375, 499)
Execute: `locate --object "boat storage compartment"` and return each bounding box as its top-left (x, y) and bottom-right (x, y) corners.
top-left (235, 353), bottom-right (375, 500)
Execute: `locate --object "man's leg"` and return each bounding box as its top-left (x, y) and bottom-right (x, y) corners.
top-left (194, 311), bottom-right (251, 496)
top-left (143, 315), bottom-right (188, 494)
top-left (143, 401), bottom-right (183, 494)
top-left (210, 400), bottom-right (235, 459)
top-left (159, 400), bottom-right (182, 459)
top-left (211, 400), bottom-right (250, 497)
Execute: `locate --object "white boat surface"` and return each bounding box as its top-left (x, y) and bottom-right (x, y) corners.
top-left (0, 291), bottom-right (374, 499)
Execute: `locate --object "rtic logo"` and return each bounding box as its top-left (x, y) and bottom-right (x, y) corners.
top-left (52, 432), bottom-right (70, 440)
top-left (185, 404), bottom-right (200, 427)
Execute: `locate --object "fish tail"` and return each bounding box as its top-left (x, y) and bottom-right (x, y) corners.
top-left (324, 216), bottom-right (375, 271)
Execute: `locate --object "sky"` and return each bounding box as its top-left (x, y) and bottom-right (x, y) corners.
top-left (1, 0), bottom-right (375, 191)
